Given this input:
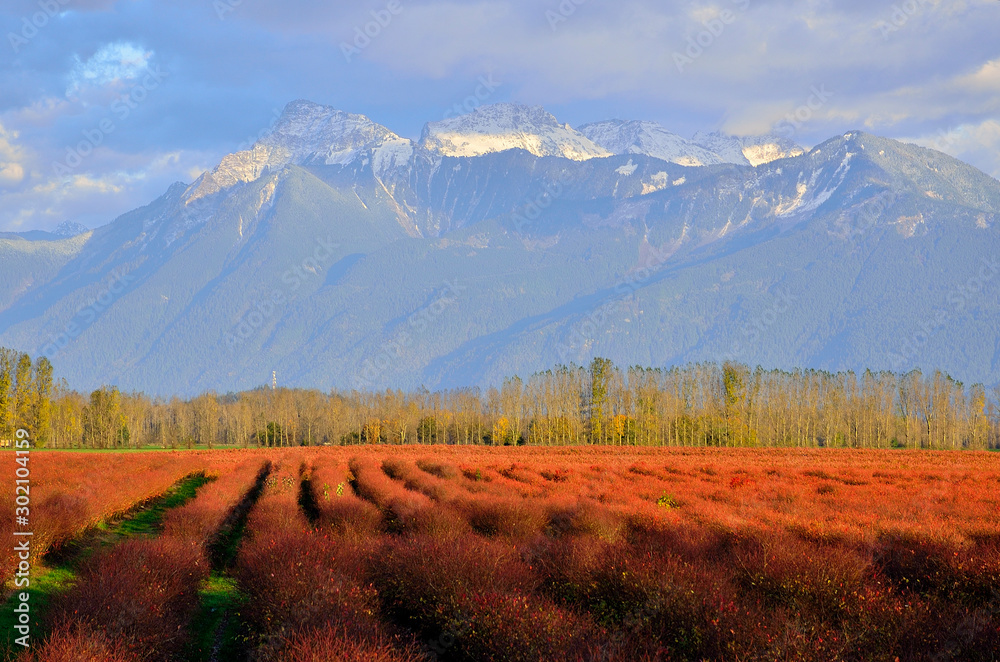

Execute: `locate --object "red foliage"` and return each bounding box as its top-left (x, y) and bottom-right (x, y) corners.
top-left (276, 624), bottom-right (415, 662)
top-left (235, 456), bottom-right (418, 661)
top-left (46, 537), bottom-right (207, 661)
top-left (0, 451), bottom-right (208, 584)
top-left (21, 623), bottom-right (138, 662)
top-left (11, 445), bottom-right (1000, 661)
top-left (162, 457), bottom-right (264, 542)
top-left (370, 534), bottom-right (606, 661)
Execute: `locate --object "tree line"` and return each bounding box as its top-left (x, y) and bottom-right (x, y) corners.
top-left (5, 348), bottom-right (996, 450)
top-left (0, 349), bottom-right (53, 445)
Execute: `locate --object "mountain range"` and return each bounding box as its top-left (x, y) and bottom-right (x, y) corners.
top-left (1, 100), bottom-right (998, 396)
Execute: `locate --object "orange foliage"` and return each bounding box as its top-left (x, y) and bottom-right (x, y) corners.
top-left (6, 446), bottom-right (1000, 660)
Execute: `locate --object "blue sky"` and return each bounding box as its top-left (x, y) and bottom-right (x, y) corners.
top-left (1, 0), bottom-right (998, 232)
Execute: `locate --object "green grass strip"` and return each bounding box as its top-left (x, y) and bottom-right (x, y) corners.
top-left (41, 473), bottom-right (212, 569)
top-left (0, 473), bottom-right (211, 659)
top-left (207, 465), bottom-right (269, 571)
top-left (186, 573), bottom-right (249, 662)
top-left (114, 472), bottom-right (211, 538)
top-left (0, 567), bottom-right (76, 659)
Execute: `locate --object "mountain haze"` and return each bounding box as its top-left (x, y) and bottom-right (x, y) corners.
top-left (1, 101), bottom-right (998, 395)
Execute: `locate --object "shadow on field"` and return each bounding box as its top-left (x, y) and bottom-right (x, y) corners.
top-left (191, 461), bottom-right (273, 662)
top-left (297, 462), bottom-right (322, 526)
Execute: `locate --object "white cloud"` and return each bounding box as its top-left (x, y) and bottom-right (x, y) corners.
top-left (957, 58), bottom-right (1000, 93)
top-left (341, 0), bottom-right (988, 149)
top-left (68, 41), bottom-right (153, 94)
top-left (907, 119), bottom-right (1000, 180)
top-left (4, 0), bottom-right (1000, 232)
top-left (0, 162), bottom-right (25, 187)
top-left (0, 143), bottom-right (214, 232)
top-left (0, 124), bottom-right (27, 189)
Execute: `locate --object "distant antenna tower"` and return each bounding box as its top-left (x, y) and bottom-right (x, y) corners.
top-left (272, 371), bottom-right (277, 390)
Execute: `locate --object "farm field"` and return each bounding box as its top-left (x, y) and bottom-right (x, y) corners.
top-left (2, 446), bottom-right (999, 661)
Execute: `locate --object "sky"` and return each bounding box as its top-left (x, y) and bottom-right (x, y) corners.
top-left (0, 0), bottom-right (998, 233)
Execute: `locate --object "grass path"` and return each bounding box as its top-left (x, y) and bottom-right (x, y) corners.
top-left (186, 463), bottom-right (271, 662)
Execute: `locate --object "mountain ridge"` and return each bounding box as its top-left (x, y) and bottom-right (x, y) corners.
top-left (1, 103), bottom-right (998, 396)
top-left (418, 103), bottom-right (611, 161)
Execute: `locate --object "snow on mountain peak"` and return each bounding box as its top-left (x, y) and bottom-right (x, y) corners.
top-left (579, 119), bottom-right (728, 167)
top-left (182, 99), bottom-right (809, 206)
top-left (52, 221), bottom-right (90, 238)
top-left (691, 132), bottom-right (751, 165)
top-left (186, 100), bottom-right (410, 201)
top-left (419, 103), bottom-right (611, 161)
top-left (692, 131), bottom-right (805, 167)
top-left (739, 135), bottom-right (807, 167)
top-left (260, 100), bottom-right (405, 165)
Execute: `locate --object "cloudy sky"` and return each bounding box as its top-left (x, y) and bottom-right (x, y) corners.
top-left (1, 0), bottom-right (998, 232)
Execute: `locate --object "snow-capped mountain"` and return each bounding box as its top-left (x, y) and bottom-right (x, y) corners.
top-left (186, 100), bottom-right (411, 201)
top-left (52, 221), bottom-right (90, 238)
top-left (418, 103), bottom-right (611, 161)
top-left (3, 96), bottom-right (1000, 397)
top-left (578, 120), bottom-right (728, 167)
top-left (691, 131), bottom-right (752, 165)
top-left (692, 131), bottom-right (806, 167)
top-left (183, 101), bottom-right (808, 210)
top-left (738, 134), bottom-right (807, 166)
